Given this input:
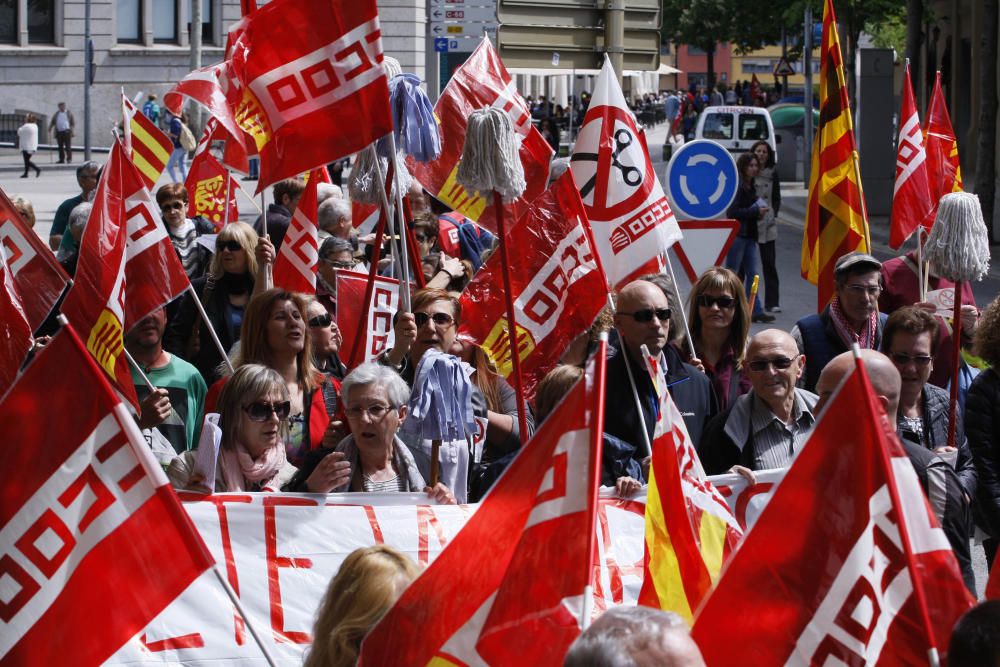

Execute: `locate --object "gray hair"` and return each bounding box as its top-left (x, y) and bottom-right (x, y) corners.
top-left (68, 202), bottom-right (93, 233)
top-left (341, 362), bottom-right (410, 408)
top-left (319, 235), bottom-right (354, 260)
top-left (318, 197), bottom-right (351, 234)
top-left (316, 182), bottom-right (343, 204)
top-left (564, 607), bottom-right (689, 667)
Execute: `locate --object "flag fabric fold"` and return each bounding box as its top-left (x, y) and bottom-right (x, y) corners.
top-left (184, 150), bottom-right (240, 229)
top-left (458, 171), bottom-right (609, 400)
top-left (272, 169), bottom-right (321, 294)
top-left (0, 325), bottom-right (214, 666)
top-left (691, 359), bottom-right (974, 665)
top-left (358, 346), bottom-right (607, 667)
top-left (408, 37), bottom-right (552, 235)
top-left (123, 95), bottom-right (174, 191)
top-left (890, 63), bottom-right (935, 250)
top-left (925, 72), bottom-right (964, 213)
top-left (194, 116), bottom-right (250, 175)
top-left (0, 187), bottom-right (70, 331)
top-left (0, 249), bottom-right (31, 395)
top-left (570, 57), bottom-right (682, 288)
top-left (801, 0), bottom-right (870, 310)
top-left (226, 0), bottom-right (392, 191)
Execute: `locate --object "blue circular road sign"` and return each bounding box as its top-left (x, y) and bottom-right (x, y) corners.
top-left (665, 140), bottom-right (739, 220)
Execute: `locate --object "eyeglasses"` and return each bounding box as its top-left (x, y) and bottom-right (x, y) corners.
top-left (345, 404), bottom-right (394, 420)
top-left (217, 240), bottom-right (243, 252)
top-left (697, 295), bottom-right (736, 309)
top-left (160, 201), bottom-right (186, 212)
top-left (308, 313), bottom-right (333, 328)
top-left (890, 352), bottom-right (933, 367)
top-left (415, 311), bottom-right (454, 327)
top-left (844, 284), bottom-right (882, 297)
top-left (620, 308), bottom-right (671, 323)
top-left (747, 357), bottom-right (795, 372)
top-left (321, 258), bottom-right (356, 270)
top-left (243, 400), bottom-right (291, 422)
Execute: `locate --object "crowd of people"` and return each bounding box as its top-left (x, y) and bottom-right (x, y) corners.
top-left (8, 112), bottom-right (999, 664)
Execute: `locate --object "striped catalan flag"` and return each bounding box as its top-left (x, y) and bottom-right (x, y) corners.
top-left (801, 0), bottom-right (871, 311)
top-left (123, 95), bottom-right (173, 190)
top-left (637, 358), bottom-right (741, 623)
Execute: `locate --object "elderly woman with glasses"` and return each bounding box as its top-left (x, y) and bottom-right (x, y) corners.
top-left (165, 221), bottom-right (261, 383)
top-left (286, 363), bottom-right (455, 503)
top-left (382, 288), bottom-right (532, 502)
top-left (683, 267), bottom-right (752, 411)
top-left (168, 364), bottom-right (299, 492)
top-left (155, 183), bottom-right (216, 280)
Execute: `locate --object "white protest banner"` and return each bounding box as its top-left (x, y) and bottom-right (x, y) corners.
top-left (107, 472), bottom-right (786, 665)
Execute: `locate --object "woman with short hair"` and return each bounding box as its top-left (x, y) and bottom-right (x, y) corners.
top-left (168, 364), bottom-right (298, 492)
top-left (156, 182), bottom-right (215, 280)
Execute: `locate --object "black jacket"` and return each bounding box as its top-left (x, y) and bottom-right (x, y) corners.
top-left (602, 344), bottom-right (716, 479)
top-left (726, 181), bottom-right (761, 239)
top-left (967, 368), bottom-right (1000, 536)
top-left (792, 306), bottom-right (888, 392)
top-left (253, 203), bottom-right (292, 250)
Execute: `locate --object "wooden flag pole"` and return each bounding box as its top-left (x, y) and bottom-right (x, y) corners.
top-left (385, 133), bottom-right (413, 304)
top-left (370, 144), bottom-right (411, 312)
top-left (185, 284), bottom-right (237, 376)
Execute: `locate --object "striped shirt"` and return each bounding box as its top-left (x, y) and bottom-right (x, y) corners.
top-left (750, 392), bottom-right (817, 470)
top-left (363, 474), bottom-right (406, 493)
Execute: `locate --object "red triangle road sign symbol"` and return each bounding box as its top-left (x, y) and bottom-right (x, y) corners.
top-left (672, 219), bottom-right (740, 283)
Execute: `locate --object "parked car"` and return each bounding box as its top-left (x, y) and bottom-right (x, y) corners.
top-left (693, 106), bottom-right (777, 157)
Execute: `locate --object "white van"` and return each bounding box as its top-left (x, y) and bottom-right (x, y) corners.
top-left (693, 106), bottom-right (777, 156)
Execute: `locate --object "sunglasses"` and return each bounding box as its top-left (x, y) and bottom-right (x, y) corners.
top-left (217, 240), bottom-right (243, 252)
top-left (890, 353), bottom-right (933, 367)
top-left (415, 311), bottom-right (454, 327)
top-left (160, 201), bottom-right (186, 212)
top-left (308, 313), bottom-right (333, 328)
top-left (243, 400), bottom-right (291, 422)
top-left (747, 357), bottom-right (795, 372)
top-left (321, 258), bottom-right (356, 269)
top-left (620, 308), bottom-right (671, 323)
top-left (697, 295), bottom-right (736, 309)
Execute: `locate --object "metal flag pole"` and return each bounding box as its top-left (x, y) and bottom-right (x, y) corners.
top-left (607, 293), bottom-right (653, 457)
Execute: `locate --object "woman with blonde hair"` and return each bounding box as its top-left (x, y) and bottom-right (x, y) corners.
top-left (685, 267), bottom-right (751, 411)
top-left (304, 546), bottom-right (419, 667)
top-left (168, 364), bottom-right (298, 492)
top-left (165, 221), bottom-right (261, 383)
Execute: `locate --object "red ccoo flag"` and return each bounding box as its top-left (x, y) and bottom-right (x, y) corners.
top-left (890, 62), bottom-right (935, 250)
top-left (691, 356), bottom-right (973, 665)
top-left (227, 0), bottom-right (392, 191)
top-left (0, 187), bottom-right (69, 331)
top-left (459, 171), bottom-right (609, 400)
top-left (359, 342), bottom-right (607, 666)
top-left (185, 150), bottom-right (240, 230)
top-left (272, 169), bottom-right (321, 294)
top-left (193, 116), bottom-right (250, 175)
top-left (408, 37), bottom-right (553, 235)
top-left (0, 325), bottom-right (214, 666)
top-left (0, 249), bottom-right (31, 395)
top-left (925, 72), bottom-right (964, 212)
top-left (336, 271), bottom-right (400, 367)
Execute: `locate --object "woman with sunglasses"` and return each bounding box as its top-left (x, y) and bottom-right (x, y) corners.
top-left (685, 267), bottom-right (752, 411)
top-left (205, 289), bottom-right (340, 468)
top-left (306, 297), bottom-right (347, 381)
top-left (285, 363), bottom-right (455, 504)
top-left (164, 221), bottom-right (260, 383)
top-left (383, 288), bottom-right (530, 502)
top-left (156, 183), bottom-right (215, 280)
top-left (724, 152), bottom-right (773, 323)
top-left (168, 364), bottom-right (299, 492)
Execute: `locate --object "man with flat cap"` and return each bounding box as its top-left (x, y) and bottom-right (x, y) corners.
top-left (791, 252), bottom-right (888, 391)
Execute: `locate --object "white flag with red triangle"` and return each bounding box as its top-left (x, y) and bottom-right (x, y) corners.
top-left (358, 343), bottom-right (607, 666)
top-left (571, 57), bottom-right (682, 288)
top-left (272, 168), bottom-right (321, 294)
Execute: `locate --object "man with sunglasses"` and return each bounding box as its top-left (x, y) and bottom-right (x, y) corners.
top-left (791, 252), bottom-right (889, 392)
top-left (604, 281), bottom-right (715, 487)
top-left (884, 307), bottom-right (976, 502)
top-left (699, 329), bottom-right (817, 480)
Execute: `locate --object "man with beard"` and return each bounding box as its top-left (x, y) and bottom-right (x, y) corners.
top-left (127, 308), bottom-right (207, 458)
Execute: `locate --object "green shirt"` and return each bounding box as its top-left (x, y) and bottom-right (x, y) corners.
top-left (131, 353), bottom-right (207, 454)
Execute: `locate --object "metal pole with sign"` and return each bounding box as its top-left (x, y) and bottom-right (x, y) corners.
top-left (803, 5), bottom-right (813, 185)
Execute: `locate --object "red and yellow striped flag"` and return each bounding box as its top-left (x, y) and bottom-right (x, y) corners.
top-left (801, 0), bottom-right (870, 311)
top-left (122, 95), bottom-right (173, 190)
top-left (637, 362), bottom-right (741, 623)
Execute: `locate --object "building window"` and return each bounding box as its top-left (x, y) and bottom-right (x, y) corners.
top-left (153, 1), bottom-right (177, 43)
top-left (117, 0), bottom-right (141, 43)
top-left (0, 0), bottom-right (56, 44)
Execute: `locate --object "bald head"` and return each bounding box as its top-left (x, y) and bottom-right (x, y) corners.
top-left (615, 280), bottom-right (671, 360)
top-left (747, 329), bottom-right (797, 358)
top-left (815, 350), bottom-right (901, 420)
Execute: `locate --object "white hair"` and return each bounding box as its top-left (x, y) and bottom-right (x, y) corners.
top-left (341, 362), bottom-right (410, 408)
top-left (316, 182), bottom-right (343, 204)
top-left (317, 197), bottom-right (351, 234)
top-left (68, 202), bottom-right (93, 232)
top-left (563, 607), bottom-right (689, 667)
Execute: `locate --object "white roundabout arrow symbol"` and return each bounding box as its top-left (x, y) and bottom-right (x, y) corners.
top-left (679, 175), bottom-right (699, 205)
top-left (708, 172), bottom-right (727, 205)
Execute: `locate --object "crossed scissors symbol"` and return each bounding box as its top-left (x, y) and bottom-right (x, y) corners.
top-left (571, 127), bottom-right (643, 198)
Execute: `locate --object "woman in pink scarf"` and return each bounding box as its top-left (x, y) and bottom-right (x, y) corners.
top-left (169, 364), bottom-right (298, 492)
